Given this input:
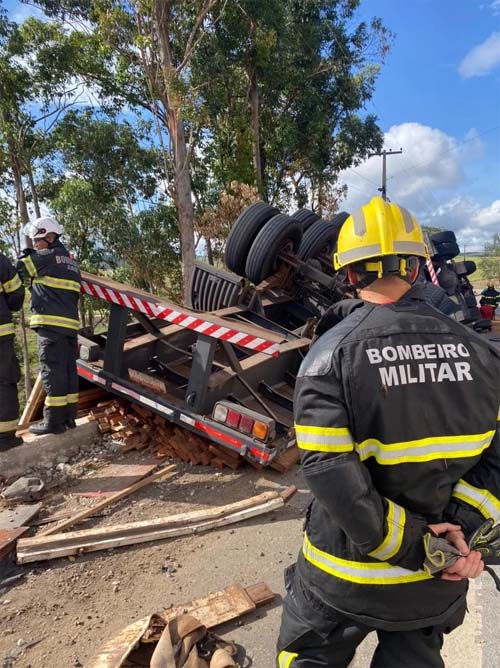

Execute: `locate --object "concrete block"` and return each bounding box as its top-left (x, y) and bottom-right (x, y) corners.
top-left (0, 420), bottom-right (98, 482)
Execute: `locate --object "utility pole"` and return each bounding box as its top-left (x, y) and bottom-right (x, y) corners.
top-left (368, 148), bottom-right (403, 201)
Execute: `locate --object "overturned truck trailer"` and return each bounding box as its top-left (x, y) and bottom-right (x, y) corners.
top-left (77, 268), bottom-right (311, 466)
top-left (76, 203), bottom-right (490, 466)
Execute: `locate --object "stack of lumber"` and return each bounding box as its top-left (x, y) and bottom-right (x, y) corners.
top-left (88, 398), bottom-right (244, 470)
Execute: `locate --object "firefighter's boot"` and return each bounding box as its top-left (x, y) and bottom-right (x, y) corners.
top-left (29, 421), bottom-right (66, 436)
top-left (29, 406), bottom-right (66, 436)
top-left (65, 403), bottom-right (77, 430)
top-left (0, 432), bottom-right (23, 451)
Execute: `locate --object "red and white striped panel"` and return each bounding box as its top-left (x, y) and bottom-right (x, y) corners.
top-left (426, 258), bottom-right (439, 286)
top-left (81, 279), bottom-right (280, 356)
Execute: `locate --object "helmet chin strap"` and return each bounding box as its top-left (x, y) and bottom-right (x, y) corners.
top-left (349, 256), bottom-right (420, 292)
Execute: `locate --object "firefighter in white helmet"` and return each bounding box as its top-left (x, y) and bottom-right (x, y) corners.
top-left (17, 216), bottom-right (82, 435)
top-left (277, 196), bottom-right (499, 667)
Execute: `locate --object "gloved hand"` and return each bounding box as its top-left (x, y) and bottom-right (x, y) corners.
top-left (18, 247), bottom-right (34, 258)
top-left (423, 533), bottom-right (465, 575)
top-left (469, 519), bottom-right (500, 564)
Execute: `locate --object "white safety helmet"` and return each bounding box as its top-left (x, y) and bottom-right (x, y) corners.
top-left (23, 216), bottom-right (63, 241)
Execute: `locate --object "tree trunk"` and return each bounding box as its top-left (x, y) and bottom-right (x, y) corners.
top-left (206, 237), bottom-right (214, 266)
top-left (26, 165), bottom-right (41, 218)
top-left (153, 1), bottom-right (196, 306)
top-left (248, 69), bottom-right (265, 200)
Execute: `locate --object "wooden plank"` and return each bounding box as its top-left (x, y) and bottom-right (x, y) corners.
top-left (86, 582), bottom-right (274, 668)
top-left (18, 373), bottom-right (45, 428)
top-left (36, 465), bottom-right (177, 537)
top-left (0, 503), bottom-right (42, 530)
top-left (69, 462), bottom-right (158, 498)
top-left (128, 368), bottom-right (168, 395)
top-left (17, 488), bottom-right (296, 563)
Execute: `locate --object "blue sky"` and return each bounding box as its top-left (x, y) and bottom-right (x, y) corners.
top-left (340, 0), bottom-right (500, 250)
top-left (4, 0), bottom-right (500, 250)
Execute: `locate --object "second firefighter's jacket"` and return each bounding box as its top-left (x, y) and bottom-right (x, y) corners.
top-left (0, 252), bottom-right (24, 337)
top-left (17, 241), bottom-right (81, 334)
top-left (295, 290), bottom-right (500, 631)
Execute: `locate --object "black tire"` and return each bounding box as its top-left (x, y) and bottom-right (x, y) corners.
top-left (297, 218), bottom-right (340, 262)
top-left (291, 208), bottom-right (320, 231)
top-left (464, 260), bottom-right (477, 275)
top-left (432, 240), bottom-right (460, 259)
top-left (245, 214), bottom-right (303, 284)
top-left (225, 201), bottom-right (279, 276)
top-left (430, 230), bottom-right (457, 244)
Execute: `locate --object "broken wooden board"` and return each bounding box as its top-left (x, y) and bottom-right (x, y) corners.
top-left (69, 461), bottom-right (158, 498)
top-left (87, 582), bottom-right (274, 668)
top-left (38, 465), bottom-right (177, 537)
top-left (17, 487), bottom-right (297, 563)
top-left (0, 503), bottom-right (42, 530)
top-left (0, 528), bottom-right (28, 560)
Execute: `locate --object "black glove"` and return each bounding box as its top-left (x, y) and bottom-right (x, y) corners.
top-left (18, 247), bottom-right (34, 258)
top-left (469, 519), bottom-right (500, 564)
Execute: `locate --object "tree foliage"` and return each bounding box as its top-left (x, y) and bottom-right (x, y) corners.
top-left (480, 233), bottom-right (500, 283)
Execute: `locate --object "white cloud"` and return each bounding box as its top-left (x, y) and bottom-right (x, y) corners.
top-left (337, 122), bottom-right (497, 252)
top-left (474, 199), bottom-right (500, 227)
top-left (458, 32), bottom-right (500, 78)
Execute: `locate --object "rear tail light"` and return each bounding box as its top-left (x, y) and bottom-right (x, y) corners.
top-left (239, 414), bottom-right (254, 433)
top-left (212, 401), bottom-right (275, 443)
top-left (226, 410), bottom-right (241, 428)
top-left (213, 404), bottom-right (228, 422)
top-left (252, 421), bottom-right (269, 440)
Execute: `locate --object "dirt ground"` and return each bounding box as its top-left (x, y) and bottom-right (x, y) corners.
top-left (0, 447), bottom-right (306, 668)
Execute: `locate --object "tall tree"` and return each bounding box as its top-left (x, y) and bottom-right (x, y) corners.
top-left (480, 233), bottom-right (500, 283)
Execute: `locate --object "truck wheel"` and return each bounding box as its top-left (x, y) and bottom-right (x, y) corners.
top-left (291, 208), bottom-right (320, 231)
top-left (432, 240), bottom-right (460, 260)
top-left (225, 201), bottom-right (279, 276)
top-left (245, 214), bottom-right (302, 284)
top-left (430, 230), bottom-right (456, 245)
top-left (297, 212), bottom-right (349, 262)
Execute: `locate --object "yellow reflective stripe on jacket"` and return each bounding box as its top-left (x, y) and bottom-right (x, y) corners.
top-left (21, 254), bottom-right (37, 278)
top-left (44, 395), bottom-right (68, 407)
top-left (33, 276), bottom-right (81, 292)
top-left (278, 650), bottom-right (298, 668)
top-left (67, 393), bottom-right (79, 404)
top-left (452, 479), bottom-right (500, 522)
top-left (0, 419), bottom-right (18, 433)
top-left (368, 499), bottom-right (406, 561)
top-left (295, 424), bottom-right (354, 453)
top-left (303, 533), bottom-right (431, 585)
top-left (3, 273), bottom-right (22, 293)
top-left (0, 323), bottom-right (15, 336)
top-left (356, 430), bottom-right (494, 466)
top-left (30, 314), bottom-right (80, 331)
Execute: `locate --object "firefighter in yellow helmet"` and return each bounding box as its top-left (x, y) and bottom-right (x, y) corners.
top-left (277, 197), bottom-right (499, 668)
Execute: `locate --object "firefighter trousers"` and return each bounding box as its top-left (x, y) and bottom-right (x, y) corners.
top-left (0, 335), bottom-right (20, 440)
top-left (37, 328), bottom-right (78, 427)
top-left (277, 565), bottom-right (466, 668)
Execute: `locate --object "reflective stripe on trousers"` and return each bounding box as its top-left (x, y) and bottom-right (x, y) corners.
top-left (278, 650), bottom-right (298, 667)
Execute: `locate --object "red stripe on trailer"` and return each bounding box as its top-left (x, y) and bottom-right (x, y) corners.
top-left (77, 365), bottom-right (105, 385)
top-left (128, 294), bottom-right (140, 311)
top-left (201, 324), bottom-right (220, 336)
top-left (249, 446), bottom-right (271, 463)
top-left (185, 318), bottom-right (206, 330)
top-left (142, 300), bottom-right (155, 317)
top-left (172, 313), bottom-right (189, 326)
top-left (194, 421), bottom-right (243, 449)
top-left (235, 335), bottom-right (255, 348)
top-left (80, 277), bottom-right (282, 356)
top-left (426, 258), bottom-right (439, 286)
top-left (155, 306), bottom-right (174, 320)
